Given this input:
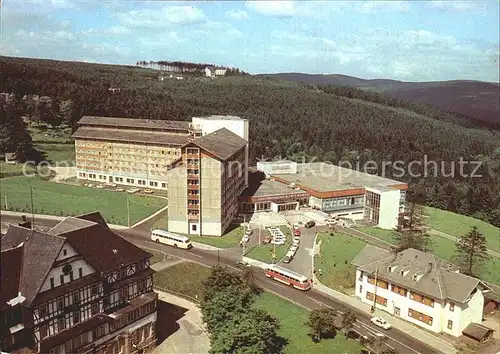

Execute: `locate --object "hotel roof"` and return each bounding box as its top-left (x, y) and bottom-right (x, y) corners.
top-left (78, 116), bottom-right (190, 131)
top-left (271, 162), bottom-right (406, 193)
top-left (186, 128), bottom-right (247, 161)
top-left (72, 127), bottom-right (190, 146)
top-left (241, 170), bottom-right (308, 198)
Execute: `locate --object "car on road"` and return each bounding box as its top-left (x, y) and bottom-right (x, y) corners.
top-left (235, 260), bottom-right (251, 268)
top-left (305, 220), bottom-right (316, 228)
top-left (294, 229), bottom-right (301, 236)
top-left (370, 317), bottom-right (391, 330)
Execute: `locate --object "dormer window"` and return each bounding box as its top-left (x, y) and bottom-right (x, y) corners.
top-left (412, 274), bottom-right (418, 281)
top-left (400, 270), bottom-right (404, 277)
top-left (63, 249), bottom-right (67, 257)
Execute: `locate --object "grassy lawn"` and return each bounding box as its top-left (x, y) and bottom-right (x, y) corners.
top-left (315, 232), bottom-right (367, 293)
top-left (245, 226), bottom-right (292, 263)
top-left (35, 143), bottom-right (75, 163)
top-left (0, 176), bottom-right (167, 225)
top-left (140, 248), bottom-right (165, 265)
top-left (253, 292), bottom-right (363, 354)
top-left (153, 262), bottom-right (211, 301)
top-left (423, 206), bottom-right (500, 253)
top-left (28, 126), bottom-right (72, 143)
top-left (358, 226), bottom-right (500, 286)
top-left (357, 226), bottom-right (397, 244)
top-left (153, 261), bottom-right (363, 354)
top-left (151, 215), bottom-right (243, 248)
top-left (188, 225), bottom-right (245, 248)
top-left (0, 162), bottom-right (37, 176)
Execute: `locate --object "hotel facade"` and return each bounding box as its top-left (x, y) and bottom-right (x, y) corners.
top-left (352, 246), bottom-right (491, 337)
top-left (1, 212), bottom-right (157, 354)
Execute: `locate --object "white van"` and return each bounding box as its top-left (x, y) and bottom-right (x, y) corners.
top-left (151, 229), bottom-right (192, 249)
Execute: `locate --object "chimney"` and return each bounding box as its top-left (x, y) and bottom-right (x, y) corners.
top-left (428, 262), bottom-right (433, 273)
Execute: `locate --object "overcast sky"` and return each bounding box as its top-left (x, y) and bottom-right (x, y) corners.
top-left (1, 0), bottom-right (498, 82)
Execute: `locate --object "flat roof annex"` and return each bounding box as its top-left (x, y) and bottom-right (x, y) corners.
top-left (271, 162), bottom-right (407, 194)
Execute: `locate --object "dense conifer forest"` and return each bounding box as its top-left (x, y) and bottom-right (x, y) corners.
top-left (1, 56), bottom-right (499, 227)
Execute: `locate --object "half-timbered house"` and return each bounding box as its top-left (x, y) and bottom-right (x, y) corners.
top-left (0, 212), bottom-right (157, 354)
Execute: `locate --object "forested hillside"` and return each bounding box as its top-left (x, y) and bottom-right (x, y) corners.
top-left (260, 73), bottom-right (500, 127)
top-left (1, 56), bottom-right (499, 227)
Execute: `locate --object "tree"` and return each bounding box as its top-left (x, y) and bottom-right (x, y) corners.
top-left (454, 226), bottom-right (489, 276)
top-left (202, 265), bottom-right (246, 302)
top-left (210, 309), bottom-right (285, 354)
top-left (392, 229), bottom-right (432, 253)
top-left (365, 335), bottom-right (398, 354)
top-left (200, 287), bottom-right (249, 333)
top-left (305, 308), bottom-right (337, 343)
top-left (341, 309), bottom-right (357, 337)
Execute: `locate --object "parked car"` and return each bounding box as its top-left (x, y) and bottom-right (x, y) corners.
top-left (290, 244), bottom-right (298, 253)
top-left (325, 218), bottom-right (336, 225)
top-left (235, 260), bottom-right (250, 268)
top-left (143, 189), bottom-right (154, 194)
top-left (263, 236), bottom-right (272, 244)
top-left (283, 252), bottom-right (294, 263)
top-left (305, 220), bottom-right (316, 228)
top-left (293, 237), bottom-right (300, 245)
top-left (293, 223), bottom-right (300, 229)
top-left (245, 228), bottom-right (253, 236)
top-left (242, 235), bottom-right (250, 243)
top-left (294, 229), bottom-right (301, 236)
top-left (370, 317), bottom-right (391, 330)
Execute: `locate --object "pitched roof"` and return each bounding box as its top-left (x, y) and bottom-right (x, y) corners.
top-left (47, 217), bottom-right (97, 236)
top-left (61, 223), bottom-right (151, 273)
top-left (76, 211), bottom-right (109, 228)
top-left (2, 212), bottom-right (151, 306)
top-left (186, 128), bottom-right (247, 161)
top-left (0, 245), bottom-right (24, 310)
top-left (2, 226), bottom-right (66, 306)
top-left (78, 116), bottom-right (190, 131)
top-left (72, 126), bottom-right (190, 146)
top-left (352, 245), bottom-right (488, 303)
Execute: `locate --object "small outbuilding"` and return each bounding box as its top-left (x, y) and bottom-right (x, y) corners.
top-left (462, 323), bottom-right (495, 343)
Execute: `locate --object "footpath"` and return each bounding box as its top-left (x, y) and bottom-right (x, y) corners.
top-left (151, 290), bottom-right (210, 354)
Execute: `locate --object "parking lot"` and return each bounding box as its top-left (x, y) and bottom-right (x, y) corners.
top-left (244, 209), bottom-right (335, 279)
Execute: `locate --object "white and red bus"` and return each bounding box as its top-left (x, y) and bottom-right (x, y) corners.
top-left (264, 265), bottom-right (312, 291)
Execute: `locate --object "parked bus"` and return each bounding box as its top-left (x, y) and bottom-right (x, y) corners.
top-left (151, 229), bottom-right (192, 249)
top-left (264, 265), bottom-right (311, 291)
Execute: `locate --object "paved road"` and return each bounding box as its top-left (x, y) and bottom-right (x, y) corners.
top-left (1, 215), bottom-right (440, 354)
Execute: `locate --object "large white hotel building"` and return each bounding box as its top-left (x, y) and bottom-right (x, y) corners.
top-left (73, 115), bottom-right (406, 235)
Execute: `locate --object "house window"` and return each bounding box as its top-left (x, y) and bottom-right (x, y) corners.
top-left (91, 302), bottom-right (99, 315)
top-left (72, 291), bottom-right (80, 303)
top-left (447, 320), bottom-right (453, 330)
top-left (50, 277), bottom-right (55, 289)
top-left (449, 302), bottom-right (455, 312)
top-left (162, 183), bottom-right (166, 188)
top-left (39, 304), bottom-right (48, 317)
top-left (69, 271), bottom-right (74, 281)
top-left (57, 297), bottom-right (64, 310)
top-left (73, 311), bottom-right (80, 324)
top-left (91, 284), bottom-right (98, 295)
top-left (63, 249), bottom-right (67, 256)
top-left (359, 285), bottom-right (363, 293)
top-left (57, 317), bottom-right (65, 332)
top-left (79, 268), bottom-right (83, 278)
top-left (40, 324), bottom-right (48, 339)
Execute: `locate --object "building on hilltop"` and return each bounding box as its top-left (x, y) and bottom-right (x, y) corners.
top-left (351, 245), bottom-right (492, 337)
top-left (250, 160), bottom-right (407, 229)
top-left (0, 212), bottom-right (157, 354)
top-left (204, 66), bottom-right (227, 78)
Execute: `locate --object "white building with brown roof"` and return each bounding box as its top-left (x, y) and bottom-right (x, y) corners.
top-left (0, 212), bottom-right (157, 354)
top-left (352, 245), bottom-right (492, 337)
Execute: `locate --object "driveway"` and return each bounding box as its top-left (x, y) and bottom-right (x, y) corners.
top-left (278, 225), bottom-right (321, 278)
